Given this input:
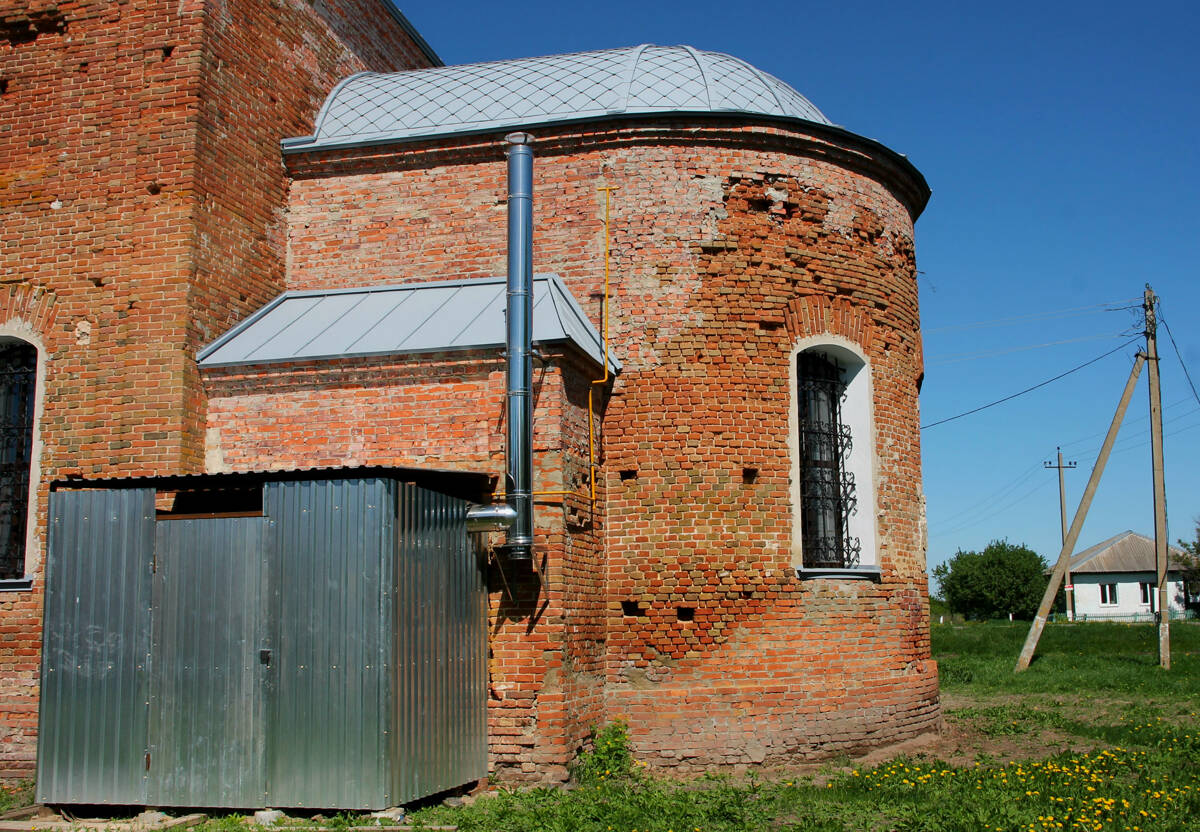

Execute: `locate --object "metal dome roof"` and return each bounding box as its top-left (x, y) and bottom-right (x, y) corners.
top-left (284, 45), bottom-right (832, 152)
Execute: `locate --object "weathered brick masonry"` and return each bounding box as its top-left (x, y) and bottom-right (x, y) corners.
top-left (0, 0), bottom-right (432, 780)
top-left (273, 118), bottom-right (937, 777)
top-left (3, 13), bottom-right (937, 790)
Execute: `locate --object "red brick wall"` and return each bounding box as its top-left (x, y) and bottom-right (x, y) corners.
top-left (283, 120), bottom-right (938, 773)
top-left (0, 0), bottom-right (433, 781)
top-left (203, 348), bottom-right (608, 782)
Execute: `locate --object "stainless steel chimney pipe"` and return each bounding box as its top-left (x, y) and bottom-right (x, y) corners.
top-left (503, 132), bottom-right (534, 559)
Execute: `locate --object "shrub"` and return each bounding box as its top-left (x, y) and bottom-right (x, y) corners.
top-left (571, 719), bottom-right (634, 785)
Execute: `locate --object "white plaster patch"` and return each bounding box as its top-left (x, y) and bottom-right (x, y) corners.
top-left (204, 426), bottom-right (232, 473)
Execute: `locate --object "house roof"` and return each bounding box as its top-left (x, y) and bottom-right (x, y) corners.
top-left (1066, 531), bottom-right (1190, 574)
top-left (198, 274), bottom-right (620, 373)
top-left (282, 44), bottom-right (832, 152)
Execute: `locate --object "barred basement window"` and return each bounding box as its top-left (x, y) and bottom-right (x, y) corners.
top-left (0, 340), bottom-right (36, 581)
top-left (796, 351), bottom-right (860, 569)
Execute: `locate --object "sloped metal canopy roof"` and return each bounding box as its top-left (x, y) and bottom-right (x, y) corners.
top-left (283, 44), bottom-right (831, 152)
top-left (1066, 531), bottom-right (1189, 574)
top-left (198, 274), bottom-right (619, 373)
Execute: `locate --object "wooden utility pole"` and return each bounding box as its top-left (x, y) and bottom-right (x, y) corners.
top-left (1016, 353), bottom-right (1145, 671)
top-left (1145, 285), bottom-right (1170, 669)
top-left (1044, 448), bottom-right (1077, 619)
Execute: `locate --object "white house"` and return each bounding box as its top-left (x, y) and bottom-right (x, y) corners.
top-left (1066, 531), bottom-right (1191, 621)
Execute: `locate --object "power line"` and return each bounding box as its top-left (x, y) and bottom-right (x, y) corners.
top-left (1158, 304), bottom-right (1200, 408)
top-left (921, 338), bottom-right (1142, 430)
top-left (924, 299), bottom-right (1140, 334)
top-left (931, 478), bottom-right (1055, 542)
top-left (926, 333), bottom-right (1125, 366)
top-left (934, 463), bottom-right (1043, 527)
top-left (1054, 396), bottom-right (1193, 454)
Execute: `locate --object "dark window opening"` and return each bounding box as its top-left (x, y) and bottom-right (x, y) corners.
top-left (797, 351), bottom-right (860, 569)
top-left (156, 485), bottom-right (264, 519)
top-left (0, 341), bottom-right (36, 580)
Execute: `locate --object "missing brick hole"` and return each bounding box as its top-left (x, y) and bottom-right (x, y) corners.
top-left (2, 10), bottom-right (67, 46)
top-left (162, 45), bottom-right (174, 59)
top-left (742, 467), bottom-right (758, 484)
top-left (757, 320), bottom-right (783, 331)
top-left (619, 469), bottom-right (637, 481)
top-left (621, 600), bottom-right (646, 617)
top-left (0, 79), bottom-right (7, 96)
top-left (146, 182), bottom-right (162, 195)
top-left (676, 606), bottom-right (695, 622)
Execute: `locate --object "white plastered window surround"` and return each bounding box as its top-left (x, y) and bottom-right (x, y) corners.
top-left (0, 326), bottom-right (46, 592)
top-left (788, 335), bottom-right (880, 579)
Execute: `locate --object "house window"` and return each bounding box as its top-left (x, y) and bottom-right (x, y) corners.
top-left (1099, 583), bottom-right (1118, 606)
top-left (796, 350), bottom-right (860, 569)
top-left (0, 340), bottom-right (37, 581)
top-left (1139, 582), bottom-right (1153, 606)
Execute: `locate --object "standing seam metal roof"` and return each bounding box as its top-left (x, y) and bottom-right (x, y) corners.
top-left (283, 44), bottom-right (832, 152)
top-left (198, 274), bottom-right (619, 373)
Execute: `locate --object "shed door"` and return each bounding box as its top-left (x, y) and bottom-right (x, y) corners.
top-left (148, 517), bottom-right (269, 807)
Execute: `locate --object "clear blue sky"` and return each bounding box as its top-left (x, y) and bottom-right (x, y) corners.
top-left (401, 1), bottom-right (1200, 582)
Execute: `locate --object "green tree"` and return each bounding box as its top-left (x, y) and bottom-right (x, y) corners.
top-left (931, 540), bottom-right (1048, 621)
top-left (1176, 517), bottom-right (1200, 613)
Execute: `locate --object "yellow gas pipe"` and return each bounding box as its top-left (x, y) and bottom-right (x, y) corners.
top-left (588, 186), bottom-right (616, 503)
top-left (491, 186), bottom-right (615, 505)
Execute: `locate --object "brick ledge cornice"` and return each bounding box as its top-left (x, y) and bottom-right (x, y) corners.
top-left (285, 115), bottom-right (930, 221)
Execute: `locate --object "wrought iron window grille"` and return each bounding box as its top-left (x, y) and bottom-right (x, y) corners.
top-left (0, 341), bottom-right (36, 581)
top-left (797, 351), bottom-right (860, 569)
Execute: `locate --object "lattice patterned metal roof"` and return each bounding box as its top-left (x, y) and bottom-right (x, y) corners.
top-left (198, 275), bottom-right (619, 373)
top-left (283, 45), bottom-right (831, 151)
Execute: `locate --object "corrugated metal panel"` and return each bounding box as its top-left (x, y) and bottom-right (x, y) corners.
top-left (1069, 530), bottom-right (1189, 574)
top-left (265, 479), bottom-right (394, 809)
top-left (198, 274), bottom-right (619, 373)
top-left (393, 484), bottom-right (487, 803)
top-left (37, 489), bottom-right (154, 805)
top-left (281, 45), bottom-right (831, 151)
top-left (148, 517), bottom-right (269, 807)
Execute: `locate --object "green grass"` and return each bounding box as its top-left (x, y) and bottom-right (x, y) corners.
top-left (7, 621), bottom-right (1199, 831)
top-left (402, 621), bottom-right (1200, 832)
top-left (0, 780), bottom-right (34, 814)
top-left (933, 620), bottom-right (1200, 696)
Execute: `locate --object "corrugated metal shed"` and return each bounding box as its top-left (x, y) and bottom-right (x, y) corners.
top-left (38, 471), bottom-right (487, 810)
top-left (198, 274), bottom-right (619, 373)
top-left (1068, 530), bottom-right (1189, 574)
top-left (282, 44), bottom-right (830, 152)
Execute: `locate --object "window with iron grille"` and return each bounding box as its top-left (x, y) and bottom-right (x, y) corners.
top-left (0, 341), bottom-right (36, 581)
top-left (797, 351), bottom-right (860, 569)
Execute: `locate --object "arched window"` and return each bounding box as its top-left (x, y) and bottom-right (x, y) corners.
top-left (793, 343), bottom-right (877, 573)
top-left (0, 340), bottom-right (37, 581)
